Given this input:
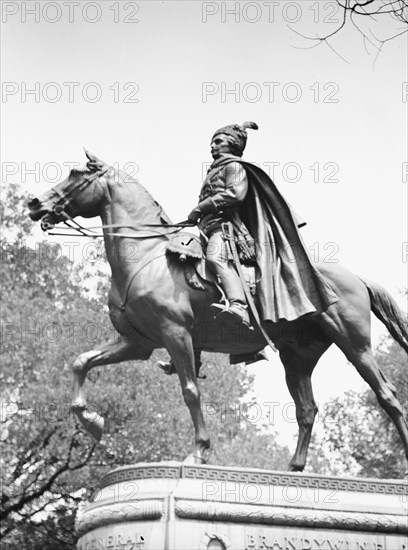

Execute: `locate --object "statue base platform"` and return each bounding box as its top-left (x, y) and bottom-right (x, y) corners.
top-left (76, 462), bottom-right (408, 550)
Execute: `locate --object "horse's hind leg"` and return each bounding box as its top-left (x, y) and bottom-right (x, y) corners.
top-left (280, 342), bottom-right (329, 471)
top-left (320, 288), bottom-right (408, 469)
top-left (71, 338), bottom-right (151, 440)
top-left (346, 347), bottom-right (408, 463)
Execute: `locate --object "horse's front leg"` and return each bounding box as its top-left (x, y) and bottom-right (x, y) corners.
top-left (163, 326), bottom-right (210, 464)
top-left (71, 338), bottom-right (151, 441)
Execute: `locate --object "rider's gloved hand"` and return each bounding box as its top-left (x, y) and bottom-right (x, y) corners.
top-left (187, 208), bottom-right (202, 225)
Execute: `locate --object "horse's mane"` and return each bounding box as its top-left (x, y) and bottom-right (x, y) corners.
top-left (115, 168), bottom-right (173, 226)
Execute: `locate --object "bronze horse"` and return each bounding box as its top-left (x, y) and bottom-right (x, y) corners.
top-left (28, 151), bottom-right (408, 471)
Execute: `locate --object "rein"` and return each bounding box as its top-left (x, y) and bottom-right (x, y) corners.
top-left (42, 168), bottom-right (194, 239)
top-left (47, 219), bottom-right (194, 239)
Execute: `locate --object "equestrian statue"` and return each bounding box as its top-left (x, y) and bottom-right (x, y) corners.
top-left (28, 122), bottom-right (408, 472)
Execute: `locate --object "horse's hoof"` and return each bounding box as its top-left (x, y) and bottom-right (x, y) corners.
top-left (289, 462), bottom-right (305, 472)
top-left (82, 410), bottom-right (105, 442)
top-left (183, 453), bottom-right (207, 465)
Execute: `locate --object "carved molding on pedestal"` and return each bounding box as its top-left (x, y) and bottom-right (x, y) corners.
top-left (98, 463), bottom-right (408, 496)
top-left (101, 464), bottom-right (180, 488)
top-left (76, 499), bottom-right (163, 537)
top-left (181, 465), bottom-right (408, 495)
top-left (174, 499), bottom-right (408, 534)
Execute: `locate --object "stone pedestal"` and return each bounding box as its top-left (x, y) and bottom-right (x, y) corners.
top-left (76, 462), bottom-right (408, 550)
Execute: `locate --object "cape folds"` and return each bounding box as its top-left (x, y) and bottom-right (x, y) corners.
top-left (210, 155), bottom-right (339, 322)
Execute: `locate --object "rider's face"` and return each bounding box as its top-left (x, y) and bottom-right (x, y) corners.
top-left (210, 134), bottom-right (232, 159)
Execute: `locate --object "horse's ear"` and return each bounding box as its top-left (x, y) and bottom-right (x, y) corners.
top-left (84, 149), bottom-right (105, 172)
top-left (84, 148), bottom-right (98, 162)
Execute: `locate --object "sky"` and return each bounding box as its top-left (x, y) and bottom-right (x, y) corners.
top-left (1, 1), bottom-right (407, 448)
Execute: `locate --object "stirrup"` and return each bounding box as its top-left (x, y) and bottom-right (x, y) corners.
top-left (210, 303), bottom-right (228, 314)
top-left (211, 302), bottom-right (253, 330)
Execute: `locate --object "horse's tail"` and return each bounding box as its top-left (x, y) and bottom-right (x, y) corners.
top-left (359, 277), bottom-right (408, 354)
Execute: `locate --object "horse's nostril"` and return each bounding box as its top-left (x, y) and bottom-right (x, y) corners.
top-left (41, 215), bottom-right (55, 231)
top-left (28, 198), bottom-right (40, 208)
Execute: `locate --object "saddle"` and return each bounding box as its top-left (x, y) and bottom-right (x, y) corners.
top-left (164, 231), bottom-right (268, 368)
top-left (165, 232), bottom-right (257, 295)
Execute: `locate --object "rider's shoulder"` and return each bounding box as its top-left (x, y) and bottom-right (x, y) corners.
top-left (224, 161), bottom-right (246, 180)
top-left (223, 161), bottom-right (245, 176)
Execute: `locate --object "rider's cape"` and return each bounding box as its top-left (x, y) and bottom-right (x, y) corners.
top-left (210, 155), bottom-right (339, 322)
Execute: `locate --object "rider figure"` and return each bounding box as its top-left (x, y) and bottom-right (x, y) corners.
top-left (159, 121), bottom-right (339, 376)
top-left (187, 122), bottom-right (257, 326)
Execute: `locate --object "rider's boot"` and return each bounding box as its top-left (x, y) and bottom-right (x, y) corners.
top-left (211, 299), bottom-right (251, 327)
top-left (228, 300), bottom-right (251, 325)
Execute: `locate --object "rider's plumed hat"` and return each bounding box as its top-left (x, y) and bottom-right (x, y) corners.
top-left (212, 121), bottom-right (258, 156)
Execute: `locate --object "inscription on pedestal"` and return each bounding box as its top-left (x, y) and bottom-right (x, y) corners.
top-left (245, 534), bottom-right (406, 550)
top-left (77, 531), bottom-right (145, 550)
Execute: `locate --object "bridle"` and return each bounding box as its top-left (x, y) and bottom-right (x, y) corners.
top-left (41, 168), bottom-right (195, 240)
top-left (52, 168), bottom-right (108, 215)
top-left (41, 168), bottom-right (108, 235)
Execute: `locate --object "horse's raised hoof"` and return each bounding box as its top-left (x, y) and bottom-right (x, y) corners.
top-left (73, 407), bottom-right (105, 442)
top-left (84, 411), bottom-right (105, 441)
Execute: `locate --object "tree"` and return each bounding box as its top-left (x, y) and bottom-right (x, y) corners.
top-left (308, 335), bottom-right (407, 478)
top-left (1, 185), bottom-right (289, 548)
top-left (1, 186), bottom-right (107, 547)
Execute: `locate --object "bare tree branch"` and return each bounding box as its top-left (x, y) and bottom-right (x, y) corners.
top-left (291, 0), bottom-right (408, 61)
top-left (1, 430), bottom-right (96, 522)
top-left (288, 2), bottom-right (349, 43)
top-left (324, 37), bottom-right (353, 63)
top-left (288, 5), bottom-right (351, 63)
top-left (350, 9), bottom-right (380, 51)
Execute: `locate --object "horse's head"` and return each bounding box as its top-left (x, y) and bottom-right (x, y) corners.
top-left (28, 151), bottom-right (109, 230)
